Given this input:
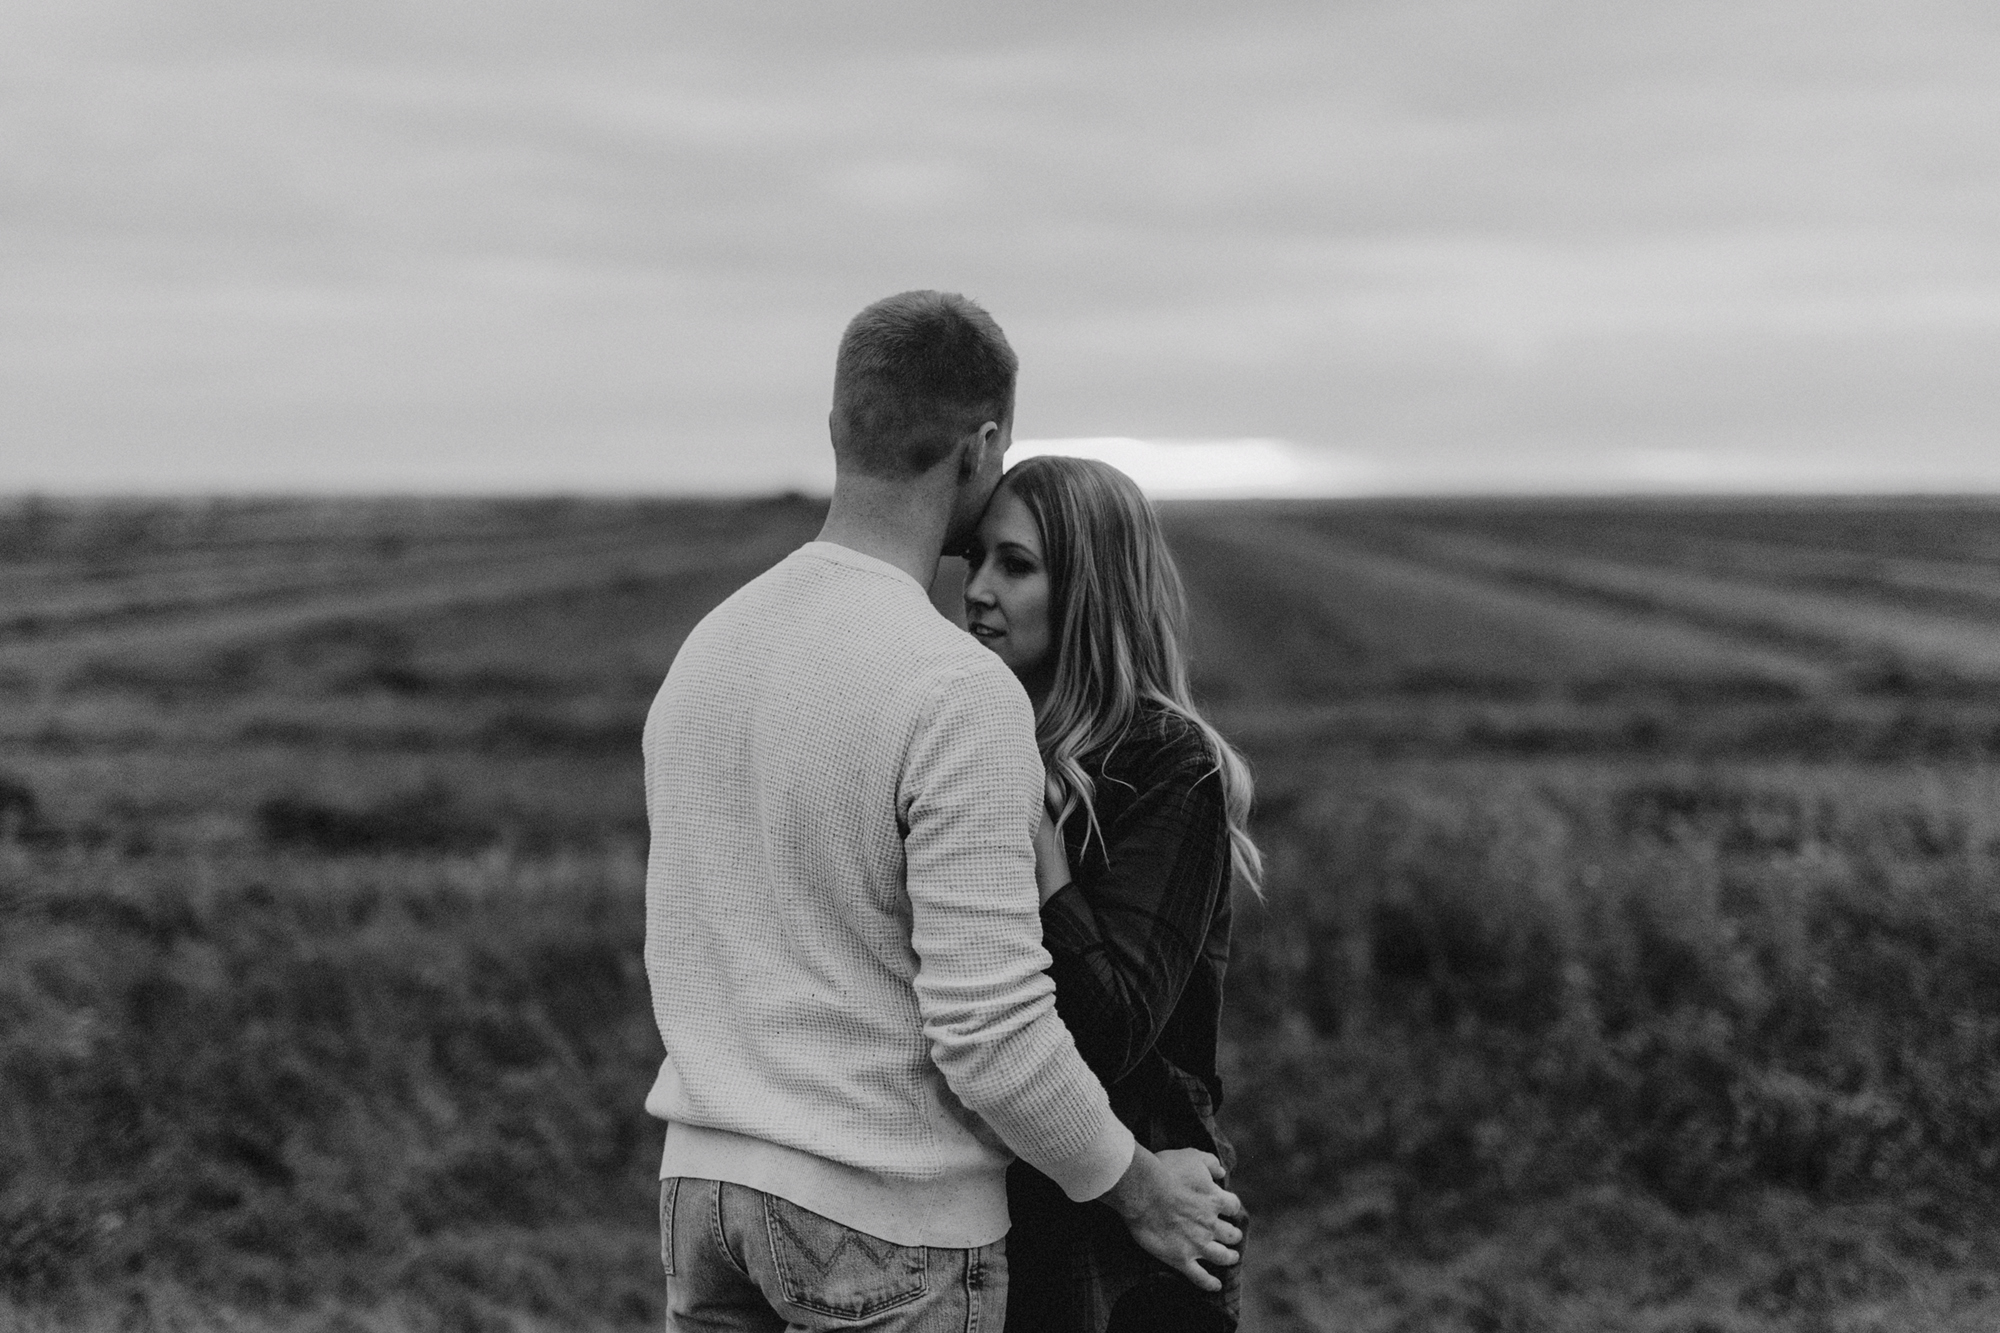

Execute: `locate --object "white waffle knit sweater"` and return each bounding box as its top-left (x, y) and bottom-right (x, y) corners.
top-left (642, 541), bottom-right (1135, 1248)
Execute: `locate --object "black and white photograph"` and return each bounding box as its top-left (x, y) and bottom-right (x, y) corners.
top-left (5, 2), bottom-right (1999, 1330)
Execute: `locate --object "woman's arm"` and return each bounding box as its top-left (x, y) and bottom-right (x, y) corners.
top-left (1032, 804), bottom-right (1073, 905)
top-left (1039, 745), bottom-right (1229, 1083)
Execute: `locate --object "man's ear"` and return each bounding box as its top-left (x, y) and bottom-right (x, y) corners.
top-left (956, 421), bottom-right (1001, 480)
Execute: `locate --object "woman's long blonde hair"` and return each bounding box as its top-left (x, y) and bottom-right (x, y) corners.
top-left (998, 455), bottom-right (1263, 895)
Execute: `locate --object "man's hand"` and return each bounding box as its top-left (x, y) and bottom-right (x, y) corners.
top-left (1098, 1145), bottom-right (1244, 1291)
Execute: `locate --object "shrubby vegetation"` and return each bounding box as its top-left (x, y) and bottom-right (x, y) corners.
top-left (1226, 768), bottom-right (2000, 1212)
top-left (1, 844), bottom-right (662, 1328)
top-left (9, 496), bottom-right (2000, 1329)
top-left (7, 761), bottom-right (2000, 1328)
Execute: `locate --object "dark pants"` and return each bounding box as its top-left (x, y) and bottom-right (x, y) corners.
top-left (1003, 1160), bottom-right (1241, 1333)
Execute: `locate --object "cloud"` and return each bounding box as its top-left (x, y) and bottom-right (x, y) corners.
top-left (1, 0), bottom-right (1995, 493)
top-left (1011, 438), bottom-right (1373, 499)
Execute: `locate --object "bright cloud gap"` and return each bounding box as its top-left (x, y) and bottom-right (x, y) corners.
top-left (1008, 438), bottom-right (1368, 500)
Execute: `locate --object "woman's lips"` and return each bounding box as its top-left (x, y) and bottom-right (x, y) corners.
top-left (968, 622), bottom-right (1004, 640)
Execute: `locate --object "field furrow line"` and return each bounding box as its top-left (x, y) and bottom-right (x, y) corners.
top-left (0, 525), bottom-right (802, 679)
top-left (0, 523), bottom-right (682, 641)
top-left (1393, 526), bottom-right (2000, 678)
top-left (1171, 512), bottom-right (1835, 692)
top-left (1413, 520), bottom-right (2000, 618)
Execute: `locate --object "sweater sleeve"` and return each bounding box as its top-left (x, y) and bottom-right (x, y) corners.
top-left (899, 663), bottom-right (1136, 1203)
top-left (1040, 741), bottom-right (1230, 1084)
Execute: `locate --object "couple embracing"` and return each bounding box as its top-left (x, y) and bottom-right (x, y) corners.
top-left (643, 290), bottom-right (1257, 1332)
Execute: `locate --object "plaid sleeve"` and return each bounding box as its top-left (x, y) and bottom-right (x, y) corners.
top-left (1039, 743), bottom-right (1228, 1084)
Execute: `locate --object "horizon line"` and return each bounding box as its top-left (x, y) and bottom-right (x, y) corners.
top-left (8, 487), bottom-right (2000, 506)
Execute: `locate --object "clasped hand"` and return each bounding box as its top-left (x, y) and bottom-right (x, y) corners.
top-left (1102, 1145), bottom-right (1245, 1292)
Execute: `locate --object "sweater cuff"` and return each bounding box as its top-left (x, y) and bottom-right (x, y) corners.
top-left (1048, 1108), bottom-right (1137, 1203)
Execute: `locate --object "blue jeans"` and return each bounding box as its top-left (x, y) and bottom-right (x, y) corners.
top-left (661, 1178), bottom-right (1008, 1332)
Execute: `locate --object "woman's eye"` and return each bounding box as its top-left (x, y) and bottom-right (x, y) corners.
top-left (1002, 557), bottom-right (1034, 577)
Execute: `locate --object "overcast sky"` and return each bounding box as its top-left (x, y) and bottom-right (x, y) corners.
top-left (5, 0), bottom-right (1996, 495)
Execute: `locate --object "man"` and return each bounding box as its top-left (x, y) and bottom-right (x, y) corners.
top-left (643, 290), bottom-right (1243, 1330)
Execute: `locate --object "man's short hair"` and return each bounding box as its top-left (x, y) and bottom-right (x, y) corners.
top-left (831, 291), bottom-right (1017, 478)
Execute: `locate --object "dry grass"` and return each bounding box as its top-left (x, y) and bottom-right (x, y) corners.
top-left (1243, 1188), bottom-right (2000, 1333)
top-left (1167, 514), bottom-right (1830, 699)
top-left (9, 495), bottom-right (2000, 1330)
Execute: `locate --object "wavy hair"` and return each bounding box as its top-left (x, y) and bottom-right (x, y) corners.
top-left (996, 455), bottom-right (1262, 896)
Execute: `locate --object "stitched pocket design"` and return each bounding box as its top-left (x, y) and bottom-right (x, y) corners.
top-left (762, 1194), bottom-right (928, 1319)
top-left (659, 1178), bottom-right (679, 1277)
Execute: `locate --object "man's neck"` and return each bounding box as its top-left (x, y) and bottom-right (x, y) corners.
top-left (815, 472), bottom-right (954, 590)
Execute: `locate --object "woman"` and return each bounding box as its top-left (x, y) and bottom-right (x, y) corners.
top-left (961, 455), bottom-right (1260, 1333)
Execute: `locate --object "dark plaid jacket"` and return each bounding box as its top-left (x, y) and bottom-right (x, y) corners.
top-left (1004, 703), bottom-right (1241, 1333)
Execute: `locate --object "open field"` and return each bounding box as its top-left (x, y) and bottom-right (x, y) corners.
top-left (7, 494), bottom-right (2000, 1331)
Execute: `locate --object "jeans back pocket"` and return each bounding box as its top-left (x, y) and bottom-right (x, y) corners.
top-left (761, 1193), bottom-right (928, 1320)
top-left (659, 1177), bottom-right (680, 1277)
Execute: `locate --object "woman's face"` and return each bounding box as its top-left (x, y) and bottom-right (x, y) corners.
top-left (963, 485), bottom-right (1054, 688)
